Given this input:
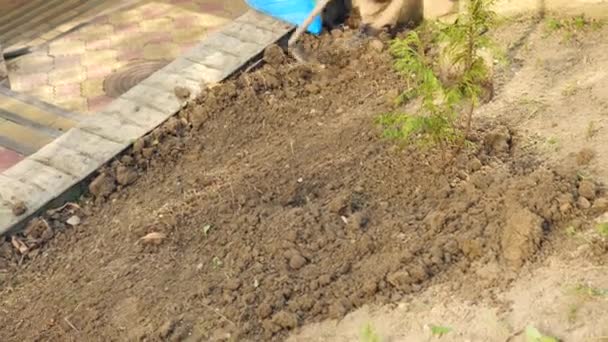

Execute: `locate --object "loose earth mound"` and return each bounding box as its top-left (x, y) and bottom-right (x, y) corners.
top-left (0, 23), bottom-right (606, 341)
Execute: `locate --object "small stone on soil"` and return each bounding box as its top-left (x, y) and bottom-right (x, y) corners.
top-left (484, 126), bottom-right (511, 154)
top-left (578, 180), bottom-right (597, 200)
top-left (139, 232), bottom-right (166, 245)
top-left (271, 311), bottom-right (298, 329)
top-left (328, 302), bottom-right (347, 319)
top-left (577, 196), bottom-right (591, 209)
top-left (501, 204), bottom-right (543, 268)
top-left (11, 201), bottom-right (27, 216)
top-left (387, 271), bottom-right (413, 291)
top-left (24, 218), bottom-right (53, 241)
top-left (576, 148), bottom-right (595, 165)
top-left (66, 215), bottom-right (81, 226)
top-left (263, 44), bottom-right (287, 66)
top-left (289, 253), bottom-right (307, 270)
top-left (116, 165), bottom-right (138, 186)
top-left (132, 138), bottom-right (145, 153)
top-left (467, 158), bottom-right (482, 172)
top-left (174, 86), bottom-right (191, 100)
top-left (89, 173), bottom-right (116, 198)
top-left (224, 279), bottom-right (241, 291)
top-left (591, 197), bottom-right (608, 214)
top-left (257, 303), bottom-right (273, 319)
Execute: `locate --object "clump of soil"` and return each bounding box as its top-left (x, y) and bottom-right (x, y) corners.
top-left (0, 29), bottom-right (604, 342)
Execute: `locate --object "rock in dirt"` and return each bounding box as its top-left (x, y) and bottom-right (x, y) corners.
top-left (263, 45), bottom-right (287, 66)
top-left (467, 157), bottom-right (483, 172)
top-left (24, 218), bottom-right (53, 241)
top-left (328, 301), bottom-right (348, 319)
top-left (576, 148), bottom-right (595, 165)
top-left (271, 311), bottom-right (298, 330)
top-left (174, 86), bottom-right (191, 101)
top-left (139, 232), bottom-right (166, 245)
top-left (66, 215), bottom-right (81, 226)
top-left (288, 252), bottom-right (307, 270)
top-left (386, 271), bottom-right (413, 291)
top-left (89, 173), bottom-right (116, 198)
top-left (591, 197), bottom-right (608, 215)
top-left (224, 279), bottom-right (241, 291)
top-left (11, 201), bottom-right (27, 216)
top-left (577, 196), bottom-right (591, 210)
top-left (501, 203), bottom-right (544, 268)
top-left (484, 126), bottom-right (511, 154)
top-left (578, 180), bottom-right (597, 200)
top-left (132, 138), bottom-right (145, 153)
top-left (257, 303), bottom-right (273, 319)
top-left (158, 319), bottom-right (176, 338)
top-left (116, 165), bottom-right (138, 186)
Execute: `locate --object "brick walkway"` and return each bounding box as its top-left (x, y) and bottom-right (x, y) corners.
top-left (0, 9), bottom-right (293, 233)
top-left (0, 0), bottom-right (248, 171)
top-left (6, 0), bottom-right (248, 113)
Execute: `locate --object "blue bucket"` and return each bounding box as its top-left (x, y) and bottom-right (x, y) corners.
top-left (245, 0), bottom-right (323, 35)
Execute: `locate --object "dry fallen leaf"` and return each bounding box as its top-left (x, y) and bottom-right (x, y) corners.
top-left (11, 236), bottom-right (29, 254)
top-left (138, 232), bottom-right (166, 245)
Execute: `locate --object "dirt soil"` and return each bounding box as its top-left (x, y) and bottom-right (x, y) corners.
top-left (1, 13), bottom-right (608, 342)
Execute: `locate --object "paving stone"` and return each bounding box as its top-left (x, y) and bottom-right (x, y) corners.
top-left (2, 158), bottom-right (77, 194)
top-left (139, 17), bottom-right (174, 32)
top-left (80, 49), bottom-right (118, 68)
top-left (223, 20), bottom-right (289, 45)
top-left (48, 39), bottom-right (86, 56)
top-left (163, 58), bottom-right (224, 84)
top-left (31, 140), bottom-right (100, 178)
top-left (52, 128), bottom-right (126, 165)
top-left (0, 147), bottom-right (23, 173)
top-left (48, 67), bottom-right (87, 85)
top-left (81, 79), bottom-right (105, 98)
top-left (139, 71), bottom-right (202, 100)
top-left (142, 42), bottom-right (181, 60)
top-left (78, 110), bottom-right (149, 144)
top-left (184, 48), bottom-right (241, 75)
top-left (0, 9), bottom-right (293, 234)
top-left (121, 84), bottom-right (182, 114)
top-left (0, 174), bottom-right (51, 232)
top-left (101, 97), bottom-right (169, 129)
top-left (235, 9), bottom-right (294, 33)
top-left (202, 31), bottom-right (264, 58)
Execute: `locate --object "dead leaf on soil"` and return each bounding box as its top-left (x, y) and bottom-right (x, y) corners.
top-left (138, 232), bottom-right (166, 245)
top-left (46, 202), bottom-right (81, 216)
top-left (11, 236), bottom-right (29, 254)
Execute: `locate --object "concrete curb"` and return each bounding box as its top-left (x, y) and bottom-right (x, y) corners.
top-left (0, 10), bottom-right (293, 235)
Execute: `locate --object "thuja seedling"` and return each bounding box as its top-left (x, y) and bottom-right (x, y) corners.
top-left (378, 0), bottom-right (500, 147)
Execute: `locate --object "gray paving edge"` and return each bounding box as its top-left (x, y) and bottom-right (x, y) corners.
top-left (0, 10), bottom-right (294, 236)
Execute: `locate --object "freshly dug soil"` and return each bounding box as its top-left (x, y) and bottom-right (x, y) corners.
top-left (0, 29), bottom-right (603, 341)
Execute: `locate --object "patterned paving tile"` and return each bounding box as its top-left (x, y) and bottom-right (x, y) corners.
top-left (1, 0), bottom-right (248, 171)
top-left (9, 0), bottom-right (248, 112)
top-left (0, 147), bottom-right (23, 173)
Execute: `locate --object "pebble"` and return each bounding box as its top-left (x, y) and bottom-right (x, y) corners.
top-left (578, 180), bottom-right (597, 200)
top-left (11, 201), bottom-right (27, 216)
top-left (66, 215), bottom-right (81, 226)
top-left (289, 253), bottom-right (307, 270)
